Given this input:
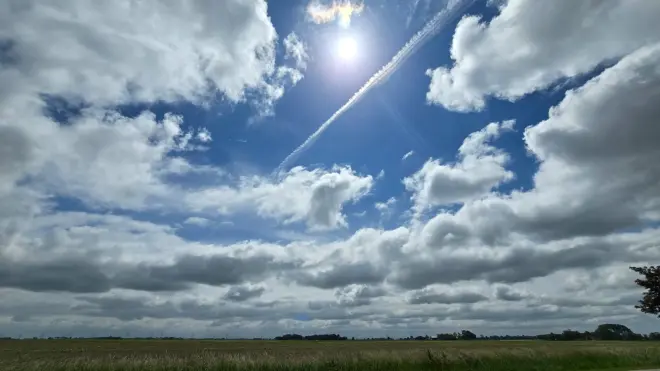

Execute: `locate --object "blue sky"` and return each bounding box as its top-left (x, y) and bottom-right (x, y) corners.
top-left (1, 0), bottom-right (660, 338)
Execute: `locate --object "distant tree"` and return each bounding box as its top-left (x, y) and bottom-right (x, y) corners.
top-left (460, 330), bottom-right (477, 340)
top-left (630, 266), bottom-right (660, 317)
top-left (274, 334), bottom-right (304, 340)
top-left (561, 329), bottom-right (584, 341)
top-left (436, 333), bottom-right (458, 340)
top-left (593, 324), bottom-right (635, 340)
top-left (304, 334), bottom-right (346, 341)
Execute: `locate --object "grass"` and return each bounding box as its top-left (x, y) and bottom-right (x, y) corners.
top-left (1, 339), bottom-right (660, 370)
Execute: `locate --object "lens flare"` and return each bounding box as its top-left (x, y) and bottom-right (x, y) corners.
top-left (276, 0), bottom-right (476, 173)
top-left (307, 1), bottom-right (364, 28)
top-left (337, 36), bottom-right (357, 60)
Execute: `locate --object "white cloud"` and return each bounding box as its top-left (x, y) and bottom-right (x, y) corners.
top-left (283, 32), bottom-right (309, 70)
top-left (0, 204), bottom-right (657, 337)
top-left (186, 166), bottom-right (375, 230)
top-left (375, 197), bottom-right (397, 220)
top-left (402, 150), bottom-right (414, 161)
top-left (462, 43), bottom-right (660, 243)
top-left (426, 0), bottom-right (660, 111)
top-left (249, 33), bottom-right (308, 118)
top-left (36, 111), bottom-right (203, 209)
top-left (183, 217), bottom-right (211, 227)
top-left (403, 121), bottom-right (514, 213)
top-left (0, 0), bottom-right (279, 106)
top-left (196, 128), bottom-right (212, 143)
top-left (0, 0), bottom-right (303, 211)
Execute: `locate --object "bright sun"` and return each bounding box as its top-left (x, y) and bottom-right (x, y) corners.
top-left (337, 36), bottom-right (357, 61)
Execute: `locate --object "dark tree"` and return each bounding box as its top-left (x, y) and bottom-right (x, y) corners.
top-left (460, 330), bottom-right (477, 340)
top-left (561, 329), bottom-right (583, 341)
top-left (630, 266), bottom-right (660, 317)
top-left (274, 333), bottom-right (304, 340)
top-left (593, 324), bottom-right (635, 340)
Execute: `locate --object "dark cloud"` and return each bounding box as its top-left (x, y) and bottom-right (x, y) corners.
top-left (495, 286), bottom-right (527, 302)
top-left (73, 296), bottom-right (278, 322)
top-left (0, 253), bottom-right (297, 294)
top-left (293, 262), bottom-right (386, 289)
top-left (334, 285), bottom-right (388, 307)
top-left (0, 259), bottom-right (111, 293)
top-left (0, 125), bottom-right (34, 190)
top-left (118, 254), bottom-right (297, 290)
top-left (408, 288), bottom-right (488, 305)
top-left (392, 239), bottom-right (652, 289)
top-left (533, 293), bottom-right (643, 309)
top-left (447, 304), bottom-right (636, 324)
top-left (223, 285), bottom-right (266, 302)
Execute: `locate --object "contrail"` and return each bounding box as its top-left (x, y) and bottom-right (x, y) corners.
top-left (276, 0), bottom-right (476, 173)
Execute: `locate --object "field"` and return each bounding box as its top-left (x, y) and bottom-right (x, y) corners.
top-left (2, 339), bottom-right (660, 371)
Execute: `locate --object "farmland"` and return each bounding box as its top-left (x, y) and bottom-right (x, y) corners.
top-left (2, 339), bottom-right (660, 371)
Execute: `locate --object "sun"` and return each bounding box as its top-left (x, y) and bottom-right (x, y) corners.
top-left (336, 36), bottom-right (357, 61)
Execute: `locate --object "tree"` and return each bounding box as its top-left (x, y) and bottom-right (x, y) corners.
top-left (460, 330), bottom-right (477, 340)
top-left (593, 324), bottom-right (635, 340)
top-left (561, 329), bottom-right (583, 341)
top-left (630, 266), bottom-right (660, 317)
top-left (436, 333), bottom-right (458, 340)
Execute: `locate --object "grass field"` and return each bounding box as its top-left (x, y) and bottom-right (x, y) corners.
top-left (2, 339), bottom-right (660, 370)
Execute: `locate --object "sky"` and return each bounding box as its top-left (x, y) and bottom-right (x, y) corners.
top-left (1, 0), bottom-right (659, 338)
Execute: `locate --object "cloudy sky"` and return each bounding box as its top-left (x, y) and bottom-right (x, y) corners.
top-left (1, 0), bottom-right (659, 338)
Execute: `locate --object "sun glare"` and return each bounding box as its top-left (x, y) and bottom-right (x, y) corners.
top-left (337, 36), bottom-right (357, 61)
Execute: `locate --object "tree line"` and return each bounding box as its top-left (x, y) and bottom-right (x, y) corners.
top-left (273, 324), bottom-right (660, 341)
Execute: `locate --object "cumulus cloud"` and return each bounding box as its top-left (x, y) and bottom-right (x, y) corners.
top-left (335, 285), bottom-right (387, 307)
top-left (187, 166), bottom-right (374, 230)
top-left (0, 0), bottom-right (278, 106)
top-left (0, 0), bottom-right (308, 213)
top-left (494, 285), bottom-right (529, 302)
top-left (252, 33), bottom-right (309, 118)
top-left (375, 197), bottom-right (397, 220)
top-left (403, 120), bottom-right (514, 213)
top-left (6, 259), bottom-right (296, 302)
top-left (474, 43), bottom-right (660, 243)
top-left (37, 111), bottom-right (204, 209)
top-left (407, 287), bottom-right (488, 305)
top-left (409, 43), bottom-right (660, 254)
top-left (290, 227), bottom-right (409, 289)
top-left (294, 262), bottom-right (386, 289)
top-left (426, 0), bottom-right (660, 111)
top-left (283, 32), bottom-right (309, 70)
top-left (224, 284), bottom-right (267, 302)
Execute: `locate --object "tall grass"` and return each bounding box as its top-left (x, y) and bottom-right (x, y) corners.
top-left (2, 341), bottom-right (660, 371)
